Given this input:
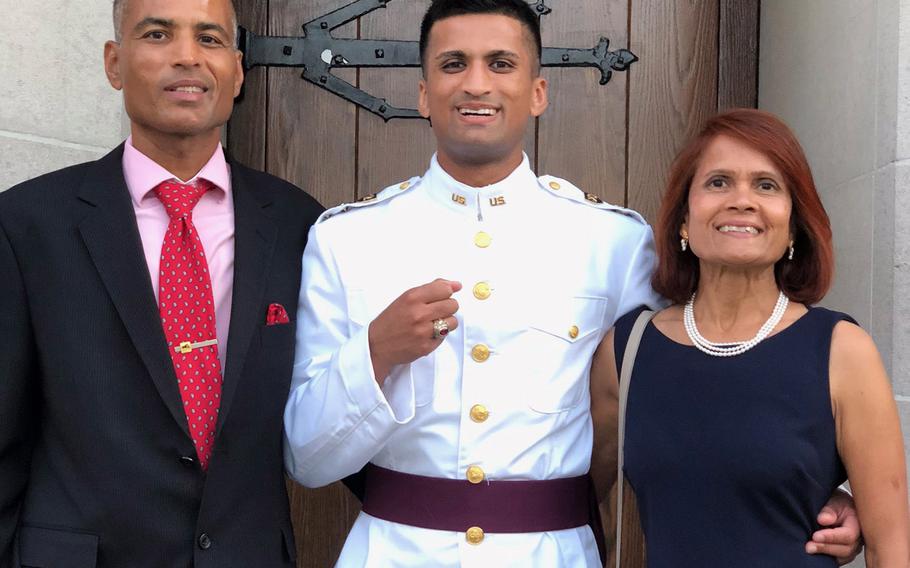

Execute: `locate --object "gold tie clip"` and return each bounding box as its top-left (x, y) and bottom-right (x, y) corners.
top-left (175, 339), bottom-right (218, 354)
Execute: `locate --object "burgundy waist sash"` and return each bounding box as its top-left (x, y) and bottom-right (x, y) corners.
top-left (361, 463), bottom-right (590, 533)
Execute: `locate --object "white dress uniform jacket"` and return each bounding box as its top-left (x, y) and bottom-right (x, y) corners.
top-left (284, 155), bottom-right (662, 567)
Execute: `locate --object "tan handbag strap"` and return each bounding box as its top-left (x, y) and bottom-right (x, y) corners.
top-left (615, 309), bottom-right (656, 568)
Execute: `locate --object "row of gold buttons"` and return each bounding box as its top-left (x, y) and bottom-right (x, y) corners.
top-left (466, 230), bottom-right (493, 545)
top-left (461, 216), bottom-right (568, 546)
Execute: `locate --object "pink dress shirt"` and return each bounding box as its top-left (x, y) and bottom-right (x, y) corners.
top-left (122, 137), bottom-right (235, 373)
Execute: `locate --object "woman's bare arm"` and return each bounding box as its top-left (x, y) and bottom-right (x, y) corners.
top-left (831, 320), bottom-right (910, 566)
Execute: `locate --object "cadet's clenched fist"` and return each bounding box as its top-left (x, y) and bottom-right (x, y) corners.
top-left (368, 279), bottom-right (461, 383)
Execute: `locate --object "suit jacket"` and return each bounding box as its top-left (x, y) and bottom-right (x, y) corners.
top-left (0, 145), bottom-right (323, 568)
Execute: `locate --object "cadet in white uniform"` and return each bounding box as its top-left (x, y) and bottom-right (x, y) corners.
top-left (285, 1), bottom-right (660, 566)
top-left (286, 153), bottom-right (660, 567)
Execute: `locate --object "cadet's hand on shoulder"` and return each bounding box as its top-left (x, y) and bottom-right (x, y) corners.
top-left (368, 279), bottom-right (461, 383)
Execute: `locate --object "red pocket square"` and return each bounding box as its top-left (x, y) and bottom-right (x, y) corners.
top-left (266, 303), bottom-right (290, 325)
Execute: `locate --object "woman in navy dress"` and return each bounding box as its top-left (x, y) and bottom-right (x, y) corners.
top-left (590, 109), bottom-right (910, 566)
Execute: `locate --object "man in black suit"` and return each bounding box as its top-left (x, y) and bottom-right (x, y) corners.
top-left (0, 0), bottom-right (322, 566)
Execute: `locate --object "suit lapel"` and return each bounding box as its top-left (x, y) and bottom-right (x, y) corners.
top-left (76, 146), bottom-right (191, 438)
top-left (217, 161), bottom-right (278, 435)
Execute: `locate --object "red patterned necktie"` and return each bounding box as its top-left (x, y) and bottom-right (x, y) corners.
top-left (154, 179), bottom-right (222, 470)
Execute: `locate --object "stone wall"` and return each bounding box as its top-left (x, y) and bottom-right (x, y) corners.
top-left (0, 0), bottom-right (125, 191)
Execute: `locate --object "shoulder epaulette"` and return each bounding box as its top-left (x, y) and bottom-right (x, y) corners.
top-left (537, 175), bottom-right (647, 225)
top-left (316, 176), bottom-right (422, 223)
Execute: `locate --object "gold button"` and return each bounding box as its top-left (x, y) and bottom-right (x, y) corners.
top-left (399, 181), bottom-right (410, 190)
top-left (471, 344), bottom-right (490, 363)
top-left (466, 526), bottom-right (484, 545)
top-left (548, 180), bottom-right (561, 190)
top-left (474, 231), bottom-right (492, 248)
top-left (466, 465), bottom-right (485, 484)
top-left (568, 325), bottom-right (579, 339)
top-left (472, 282), bottom-right (491, 300)
top-left (470, 404), bottom-right (489, 423)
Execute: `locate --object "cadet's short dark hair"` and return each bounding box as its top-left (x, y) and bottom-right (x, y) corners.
top-left (419, 0), bottom-right (542, 72)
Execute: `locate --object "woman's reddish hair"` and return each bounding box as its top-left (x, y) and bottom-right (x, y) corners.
top-left (652, 109), bottom-right (834, 305)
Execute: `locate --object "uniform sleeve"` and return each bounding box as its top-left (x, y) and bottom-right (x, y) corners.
top-left (611, 223), bottom-right (667, 326)
top-left (283, 223), bottom-right (415, 488)
top-left (0, 214), bottom-right (37, 564)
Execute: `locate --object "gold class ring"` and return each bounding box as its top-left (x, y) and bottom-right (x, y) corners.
top-left (432, 318), bottom-right (449, 340)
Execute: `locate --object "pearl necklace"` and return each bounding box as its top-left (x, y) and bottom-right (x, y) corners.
top-left (683, 291), bottom-right (789, 357)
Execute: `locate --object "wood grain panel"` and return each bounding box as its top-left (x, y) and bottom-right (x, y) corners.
top-left (227, 0), bottom-right (268, 169)
top-left (603, 479), bottom-right (647, 567)
top-left (627, 0), bottom-right (720, 223)
top-left (267, 0), bottom-right (358, 208)
top-left (267, 4), bottom-right (361, 566)
top-left (537, 1), bottom-right (628, 205)
top-left (357, 0), bottom-right (434, 197)
top-left (718, 0), bottom-right (760, 110)
top-left (286, 478), bottom-right (360, 568)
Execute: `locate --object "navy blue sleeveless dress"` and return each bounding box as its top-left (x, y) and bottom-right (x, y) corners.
top-left (614, 306), bottom-right (852, 567)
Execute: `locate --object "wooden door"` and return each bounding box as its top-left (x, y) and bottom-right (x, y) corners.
top-left (228, 1), bottom-right (759, 566)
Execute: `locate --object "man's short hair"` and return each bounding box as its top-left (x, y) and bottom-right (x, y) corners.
top-left (112, 0), bottom-right (238, 44)
top-left (419, 0), bottom-right (542, 72)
